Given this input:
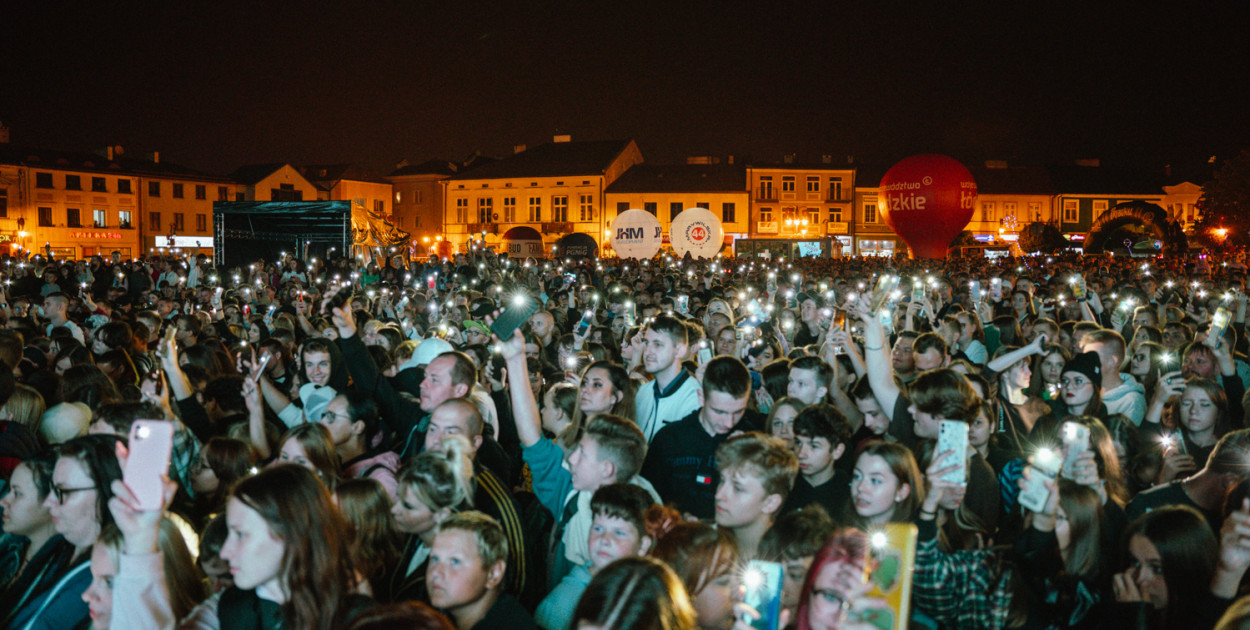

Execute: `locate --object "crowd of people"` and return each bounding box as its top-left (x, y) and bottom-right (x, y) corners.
top-left (2, 245), bottom-right (1250, 629)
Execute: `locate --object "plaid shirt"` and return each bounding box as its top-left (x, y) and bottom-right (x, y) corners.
top-left (912, 520), bottom-right (1015, 630)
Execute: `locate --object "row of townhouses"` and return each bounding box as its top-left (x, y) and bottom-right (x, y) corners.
top-left (0, 130), bottom-right (1206, 260)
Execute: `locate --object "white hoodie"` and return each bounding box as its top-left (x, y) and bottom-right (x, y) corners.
top-left (1105, 373), bottom-right (1147, 425)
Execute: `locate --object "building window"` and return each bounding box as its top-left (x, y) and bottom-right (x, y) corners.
top-left (1003, 202), bottom-right (1017, 216)
top-left (1062, 200), bottom-right (1078, 222)
top-left (92, 177), bottom-right (107, 192)
top-left (723, 202), bottom-right (736, 223)
top-left (617, 202), bottom-right (630, 215)
top-left (552, 196), bottom-right (568, 222)
top-left (415, 189), bottom-right (424, 204)
top-left (35, 173), bottom-right (53, 188)
top-left (64, 175), bottom-right (81, 190)
top-left (120, 211), bottom-right (132, 229)
top-left (579, 194), bottom-right (594, 221)
top-left (93, 209), bottom-right (107, 228)
top-left (195, 184), bottom-right (206, 200)
top-left (172, 183), bottom-right (184, 199)
top-left (670, 202), bottom-right (683, 222)
top-left (149, 181), bottom-right (161, 197)
top-left (760, 207), bottom-right (773, 222)
top-left (455, 198), bottom-right (469, 223)
top-left (503, 197), bottom-right (517, 222)
top-left (67, 208), bottom-right (82, 227)
top-left (195, 214), bottom-right (206, 231)
top-left (1092, 200), bottom-right (1109, 218)
top-left (759, 176), bottom-right (774, 200)
top-left (782, 176), bottom-right (795, 192)
top-left (150, 212), bottom-right (161, 231)
top-left (38, 207), bottom-right (53, 226)
top-left (174, 213), bottom-right (185, 231)
top-left (864, 203), bottom-right (878, 224)
top-left (806, 177), bottom-right (819, 193)
top-left (828, 207), bottom-right (842, 223)
top-left (1028, 202), bottom-right (1042, 222)
top-left (527, 197), bottom-right (541, 222)
top-left (272, 184), bottom-right (301, 201)
top-left (808, 208), bottom-right (821, 224)
top-left (644, 202), bottom-right (657, 216)
top-left (828, 177), bottom-right (843, 200)
top-left (118, 179), bottom-right (132, 194)
top-left (478, 197), bottom-right (494, 223)
top-left (0, 189), bottom-right (6, 218)
top-left (981, 202), bottom-right (995, 222)
top-left (218, 186), bottom-right (229, 201)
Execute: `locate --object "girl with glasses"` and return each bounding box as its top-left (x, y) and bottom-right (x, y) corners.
top-left (4, 434), bottom-right (123, 629)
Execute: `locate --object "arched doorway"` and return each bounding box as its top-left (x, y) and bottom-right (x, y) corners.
top-left (1082, 201), bottom-right (1188, 256)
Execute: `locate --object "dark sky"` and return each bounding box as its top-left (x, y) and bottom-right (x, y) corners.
top-left (3, 2), bottom-right (1248, 177)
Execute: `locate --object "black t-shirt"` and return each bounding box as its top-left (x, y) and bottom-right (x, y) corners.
top-left (1126, 480), bottom-right (1224, 534)
top-left (782, 469), bottom-right (851, 520)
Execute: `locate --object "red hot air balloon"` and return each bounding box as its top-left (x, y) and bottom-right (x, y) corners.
top-left (877, 154), bottom-right (978, 259)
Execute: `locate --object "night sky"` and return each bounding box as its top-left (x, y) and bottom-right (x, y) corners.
top-left (3, 2), bottom-right (1248, 178)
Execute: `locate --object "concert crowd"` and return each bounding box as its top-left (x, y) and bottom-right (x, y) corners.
top-left (2, 245), bottom-right (1250, 630)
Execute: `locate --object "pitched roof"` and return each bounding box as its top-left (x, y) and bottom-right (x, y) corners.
top-left (446, 140), bottom-right (633, 181)
top-left (0, 144), bottom-right (230, 181)
top-left (229, 163), bottom-right (289, 185)
top-left (299, 163), bottom-right (390, 186)
top-left (387, 158), bottom-right (459, 177)
top-left (1046, 164), bottom-right (1167, 196)
top-left (606, 164), bottom-right (746, 193)
top-left (967, 166), bottom-right (1055, 195)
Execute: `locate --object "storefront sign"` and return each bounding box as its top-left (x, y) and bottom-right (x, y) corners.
top-left (71, 232), bottom-right (123, 239)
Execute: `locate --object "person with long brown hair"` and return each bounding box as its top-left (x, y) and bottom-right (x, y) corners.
top-left (180, 464), bottom-right (371, 629)
top-left (336, 479), bottom-right (403, 598)
top-left (650, 522), bottom-right (740, 630)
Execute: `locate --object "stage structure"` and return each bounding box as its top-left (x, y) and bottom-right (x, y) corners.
top-left (213, 200), bottom-right (410, 268)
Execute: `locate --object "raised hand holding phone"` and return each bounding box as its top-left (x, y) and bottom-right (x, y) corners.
top-left (122, 420), bottom-right (174, 511)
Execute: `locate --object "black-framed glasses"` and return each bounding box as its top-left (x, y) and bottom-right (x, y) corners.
top-left (52, 485), bottom-right (96, 504)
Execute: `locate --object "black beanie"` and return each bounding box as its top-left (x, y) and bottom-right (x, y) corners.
top-left (1063, 351), bottom-right (1102, 386)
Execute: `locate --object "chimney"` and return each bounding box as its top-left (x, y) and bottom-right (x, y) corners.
top-left (0, 121), bottom-right (8, 144)
top-left (1074, 158), bottom-right (1100, 167)
top-left (553, 134), bottom-right (571, 143)
top-left (514, 144), bottom-right (527, 154)
top-left (822, 155), bottom-right (832, 164)
top-left (1165, 164), bottom-right (1172, 178)
top-left (395, 158), bottom-right (409, 170)
top-left (728, 155), bottom-right (734, 164)
top-left (783, 153), bottom-right (795, 164)
top-left (147, 151), bottom-right (160, 164)
top-left (847, 155), bottom-right (855, 164)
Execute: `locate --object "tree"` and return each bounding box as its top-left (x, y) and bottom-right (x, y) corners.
top-left (1197, 150), bottom-right (1250, 248)
top-left (1018, 222), bottom-right (1068, 253)
top-left (949, 230), bottom-right (980, 248)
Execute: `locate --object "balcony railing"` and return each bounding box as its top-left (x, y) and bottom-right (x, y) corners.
top-left (756, 192), bottom-right (777, 202)
top-left (542, 222), bottom-right (573, 234)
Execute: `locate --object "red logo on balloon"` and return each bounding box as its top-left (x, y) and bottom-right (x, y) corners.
top-left (691, 226), bottom-right (707, 241)
top-left (877, 154), bottom-right (977, 259)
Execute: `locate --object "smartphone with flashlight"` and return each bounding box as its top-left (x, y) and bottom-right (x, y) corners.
top-left (676, 294), bottom-right (689, 316)
top-left (1020, 448), bottom-right (1061, 514)
top-left (854, 523), bottom-right (917, 630)
top-left (742, 561), bottom-right (783, 630)
top-left (575, 309), bottom-right (595, 337)
top-left (1060, 421), bottom-right (1090, 479)
top-left (870, 275), bottom-right (900, 312)
top-left (697, 340), bottom-right (713, 365)
top-left (489, 295), bottom-right (541, 342)
top-left (124, 420), bottom-right (174, 511)
top-left (624, 301), bottom-right (636, 329)
top-left (970, 280), bottom-right (982, 303)
top-left (1207, 307), bottom-right (1232, 348)
top-left (934, 421), bottom-right (969, 485)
